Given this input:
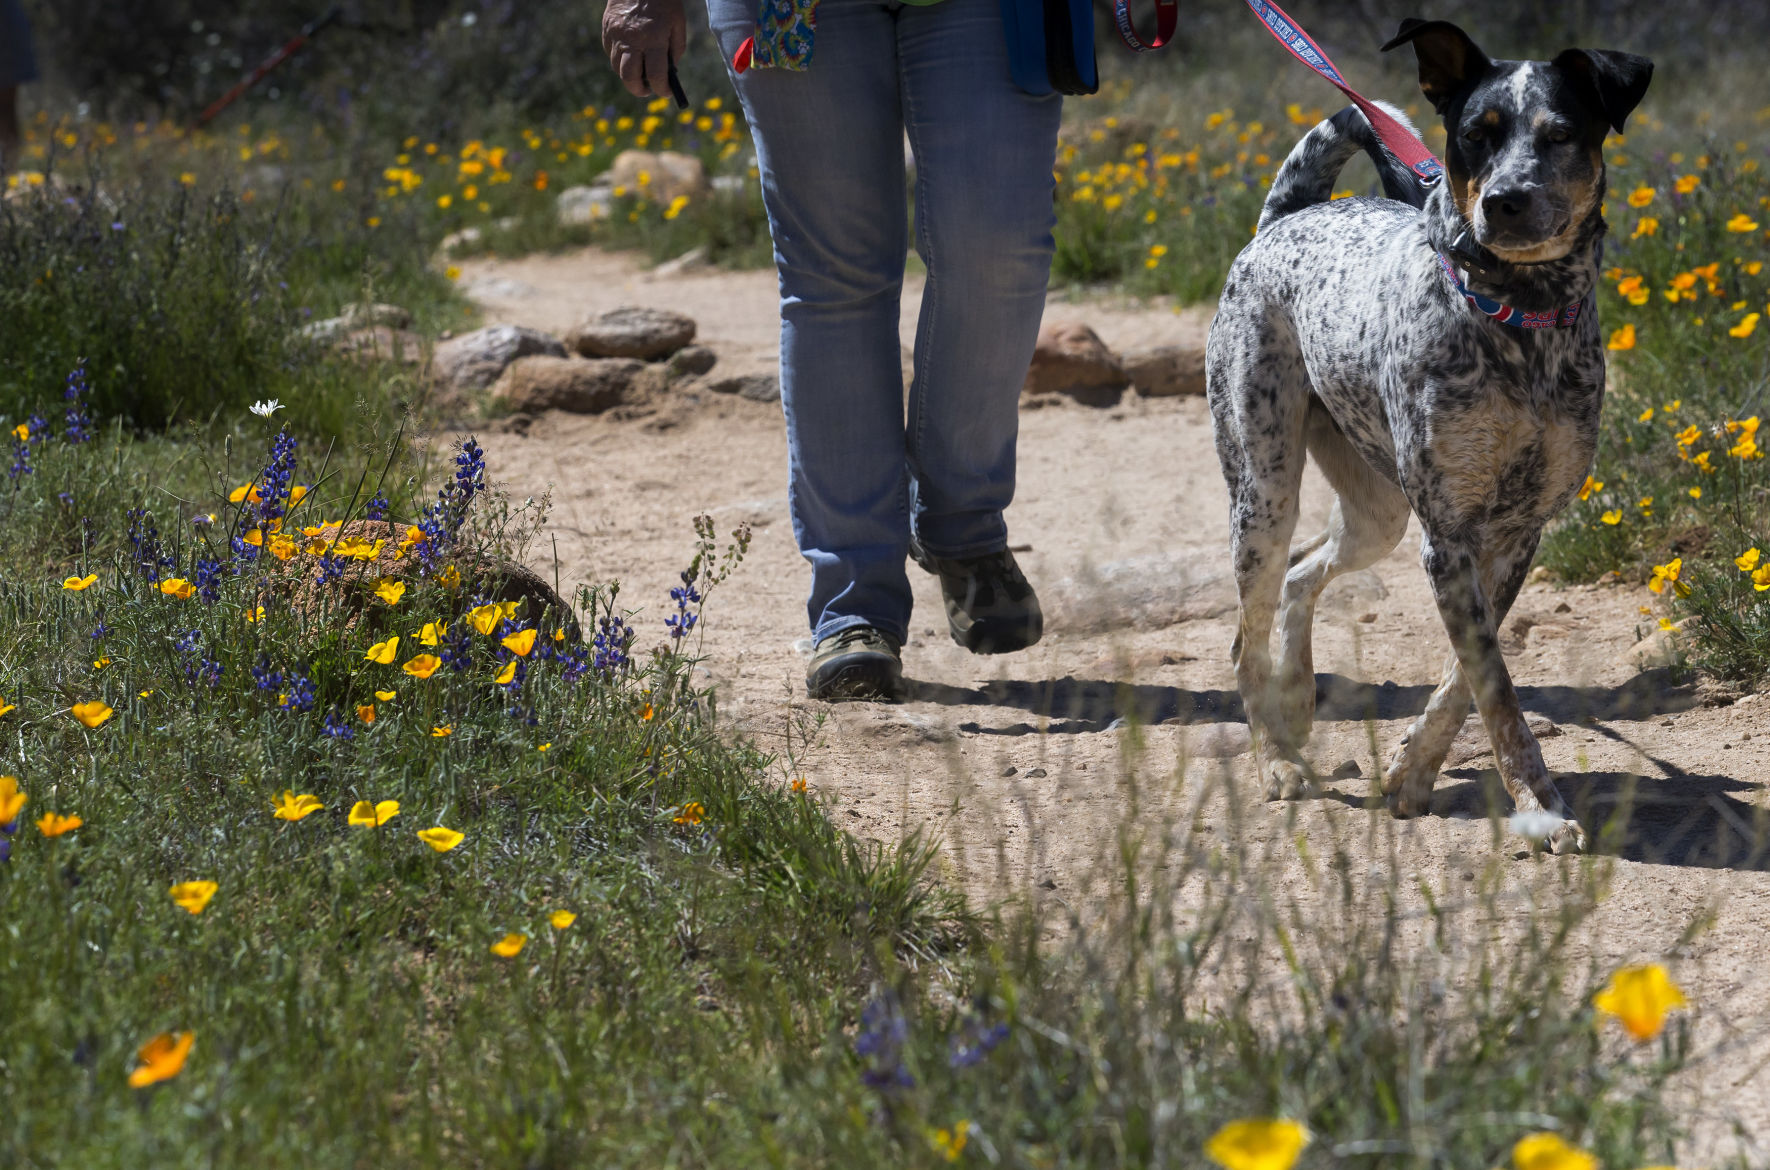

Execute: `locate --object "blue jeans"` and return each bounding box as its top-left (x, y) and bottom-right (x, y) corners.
top-left (706, 0), bottom-right (1062, 645)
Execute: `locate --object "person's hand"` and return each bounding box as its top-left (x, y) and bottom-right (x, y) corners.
top-left (602, 0), bottom-right (688, 99)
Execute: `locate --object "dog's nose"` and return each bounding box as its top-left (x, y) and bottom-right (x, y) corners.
top-left (1482, 187), bottom-right (1534, 226)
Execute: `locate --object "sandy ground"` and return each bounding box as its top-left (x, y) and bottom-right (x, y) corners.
top-left (456, 245), bottom-right (1770, 1161)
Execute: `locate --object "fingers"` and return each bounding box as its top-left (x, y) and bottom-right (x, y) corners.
top-left (642, 47), bottom-right (671, 99)
top-left (670, 12), bottom-right (688, 59)
top-left (614, 48), bottom-right (647, 97)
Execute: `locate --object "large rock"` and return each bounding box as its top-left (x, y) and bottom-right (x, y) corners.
top-left (567, 306), bottom-right (697, 361)
top-left (1023, 321), bottom-right (1129, 407)
top-left (1124, 344), bottom-right (1207, 398)
top-left (334, 327), bottom-right (427, 367)
top-left (491, 355), bottom-right (663, 414)
top-left (666, 345), bottom-right (718, 380)
top-left (606, 150), bottom-right (710, 206)
top-left (432, 324), bottom-right (567, 393)
top-left (556, 184), bottom-right (612, 226)
top-left (299, 302), bottom-right (413, 343)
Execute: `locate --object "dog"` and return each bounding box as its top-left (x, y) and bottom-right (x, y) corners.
top-left (1205, 19), bottom-right (1652, 853)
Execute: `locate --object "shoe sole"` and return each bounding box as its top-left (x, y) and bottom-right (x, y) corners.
top-left (806, 653), bottom-right (903, 701)
top-left (953, 614), bottom-right (1044, 655)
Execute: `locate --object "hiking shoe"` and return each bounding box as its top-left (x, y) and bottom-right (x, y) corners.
top-left (912, 545), bottom-right (1043, 654)
top-left (806, 625), bottom-right (903, 700)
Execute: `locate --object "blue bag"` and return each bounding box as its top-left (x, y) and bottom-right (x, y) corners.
top-left (1000, 0), bottom-right (1099, 96)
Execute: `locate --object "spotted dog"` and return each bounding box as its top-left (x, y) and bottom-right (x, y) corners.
top-left (1206, 19), bottom-right (1652, 853)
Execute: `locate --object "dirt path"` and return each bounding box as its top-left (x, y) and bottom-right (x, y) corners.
top-left (459, 246), bottom-right (1770, 1159)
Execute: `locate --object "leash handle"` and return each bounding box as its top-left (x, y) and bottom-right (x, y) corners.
top-left (1113, 0), bottom-right (1177, 52)
top-left (1109, 0), bottom-right (1444, 186)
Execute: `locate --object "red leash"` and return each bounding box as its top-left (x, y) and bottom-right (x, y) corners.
top-left (1114, 0), bottom-right (1443, 185)
top-left (195, 6), bottom-right (342, 129)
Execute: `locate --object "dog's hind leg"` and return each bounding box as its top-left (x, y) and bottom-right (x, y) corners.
top-left (1273, 401), bottom-right (1411, 747)
top-left (1208, 311), bottom-right (1313, 800)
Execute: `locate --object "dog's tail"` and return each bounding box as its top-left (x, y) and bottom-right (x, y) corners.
top-left (1257, 101), bottom-right (1426, 233)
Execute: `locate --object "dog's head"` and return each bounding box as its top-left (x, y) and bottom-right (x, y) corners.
top-left (1383, 19), bottom-right (1652, 263)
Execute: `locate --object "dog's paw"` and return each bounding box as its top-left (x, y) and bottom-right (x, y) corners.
top-left (1381, 743), bottom-right (1436, 817)
top-left (1384, 783), bottom-right (1433, 819)
top-left (1264, 758), bottom-right (1315, 801)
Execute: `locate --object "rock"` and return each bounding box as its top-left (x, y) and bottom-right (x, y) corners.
top-left (1445, 713), bottom-right (1560, 766)
top-left (556, 184), bottom-right (612, 226)
top-left (666, 345), bottom-right (718, 380)
top-left (1123, 344), bottom-right (1207, 398)
top-left (708, 372), bottom-right (781, 403)
top-left (650, 245), bottom-right (710, 279)
top-left (606, 150), bottom-right (710, 206)
top-left (1527, 565), bottom-right (1554, 584)
top-left (432, 324), bottom-right (568, 393)
top-left (491, 355), bottom-right (663, 415)
top-left (1023, 321), bottom-right (1129, 407)
top-left (439, 225), bottom-right (484, 252)
top-left (298, 302), bottom-right (412, 343)
top-left (334, 327), bottom-right (426, 367)
top-left (567, 306), bottom-right (697, 361)
top-left (1621, 623), bottom-right (1687, 670)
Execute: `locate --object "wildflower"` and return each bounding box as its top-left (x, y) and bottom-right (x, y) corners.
top-left (417, 826), bottom-right (464, 852)
top-left (268, 534), bottom-right (297, 561)
top-left (948, 1014), bottom-right (1007, 1068)
top-left (1754, 566), bottom-right (1770, 592)
top-left (1507, 1133), bottom-right (1595, 1170)
top-left (272, 791), bottom-right (323, 821)
top-left (0, 776), bottom-right (24, 825)
top-left (365, 490), bottom-right (389, 521)
top-left (37, 812), bottom-right (82, 837)
top-left (931, 1121), bottom-right (971, 1162)
top-left (854, 993), bottom-right (913, 1089)
top-left (357, 704), bottom-right (375, 723)
top-left (790, 777), bottom-right (808, 793)
top-left (127, 1031), bottom-right (195, 1088)
top-left (1739, 548), bottom-right (1763, 573)
top-left (169, 881), bottom-right (218, 915)
top-left (1648, 557), bottom-right (1688, 597)
top-left (402, 654), bottom-right (441, 679)
top-left (347, 799), bottom-right (400, 827)
top-left (419, 620), bottom-right (446, 646)
top-left (436, 564), bottom-right (462, 589)
top-left (249, 399), bottom-right (282, 418)
top-left (1626, 185), bottom-right (1654, 207)
top-left (321, 711), bottom-right (354, 740)
top-left (491, 932), bottom-right (528, 957)
top-left (373, 579), bottom-right (406, 605)
top-left (1688, 486), bottom-right (1702, 499)
top-left (159, 578), bottom-right (196, 600)
top-left (494, 660), bottom-right (517, 685)
top-left (1576, 475), bottom-right (1602, 501)
top-left (640, 702), bottom-right (655, 721)
top-left (1594, 963), bottom-right (1688, 1041)
top-left (1731, 312), bottom-right (1760, 339)
top-left (1638, 496), bottom-right (1654, 514)
top-left (71, 700), bottom-right (114, 728)
top-left (62, 574), bottom-right (97, 591)
top-left (500, 627), bottom-right (536, 656)
top-left (673, 801), bottom-right (705, 826)
top-left (375, 689), bottom-right (397, 702)
top-left (1726, 212), bottom-right (1761, 233)
top-left (251, 656), bottom-right (284, 694)
top-left (1674, 173), bottom-right (1700, 194)
top-left (0, 698), bottom-right (13, 717)
top-left (1607, 323), bottom-right (1636, 350)
top-left (365, 636), bottom-right (400, 664)
top-left (1693, 450), bottom-right (1716, 473)
top-left (192, 559), bottom-right (224, 604)
top-left (549, 910), bottom-right (576, 929)
top-left (537, 743), bottom-right (551, 752)
top-left (1204, 1119), bottom-right (1310, 1170)
top-left (468, 602), bottom-right (504, 635)
top-left (279, 669), bottom-right (316, 713)
top-left (431, 725), bottom-right (453, 738)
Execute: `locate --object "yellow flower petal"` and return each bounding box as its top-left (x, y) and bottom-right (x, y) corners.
top-left (1511, 1132), bottom-right (1597, 1170)
top-left (468, 603), bottom-right (503, 636)
top-left (357, 704), bottom-right (376, 723)
top-left (272, 791), bottom-right (324, 821)
top-left (37, 812), bottom-right (83, 837)
top-left (549, 910), bottom-right (577, 930)
top-left (128, 1031), bottom-right (195, 1088)
top-left (347, 799), bottom-right (400, 827)
top-left (494, 660), bottom-right (517, 685)
top-left (0, 775), bottom-right (28, 825)
top-left (373, 578), bottom-right (406, 605)
top-left (1204, 1118), bottom-right (1310, 1170)
top-left (1593, 963), bottom-right (1687, 1041)
top-left (62, 574), bottom-right (97, 591)
top-left (71, 700), bottom-right (114, 728)
top-left (374, 689), bottom-right (397, 702)
top-left (365, 635), bottom-right (400, 665)
top-left (158, 578), bottom-right (196, 600)
top-left (431, 725), bottom-right (453, 738)
top-left (500, 627), bottom-right (536, 657)
top-left (417, 826), bottom-right (464, 852)
top-left (419, 620), bottom-right (446, 646)
top-left (490, 932), bottom-right (528, 957)
top-left (402, 654), bottom-right (441, 679)
top-left (169, 880), bottom-right (218, 915)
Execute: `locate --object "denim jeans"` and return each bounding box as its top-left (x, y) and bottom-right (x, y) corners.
top-left (705, 0), bottom-right (1062, 645)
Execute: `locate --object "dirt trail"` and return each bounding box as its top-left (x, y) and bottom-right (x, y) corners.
top-left (459, 246), bottom-right (1770, 1159)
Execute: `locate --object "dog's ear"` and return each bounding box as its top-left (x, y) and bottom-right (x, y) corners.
top-left (1381, 19), bottom-right (1492, 113)
top-left (1552, 48), bottom-right (1654, 134)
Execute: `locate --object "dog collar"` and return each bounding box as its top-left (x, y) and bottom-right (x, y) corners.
top-left (1437, 253), bottom-right (1586, 330)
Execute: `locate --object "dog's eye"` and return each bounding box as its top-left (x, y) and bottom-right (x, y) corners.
top-left (1545, 127), bottom-right (1572, 144)
top-left (1462, 127), bottom-right (1487, 145)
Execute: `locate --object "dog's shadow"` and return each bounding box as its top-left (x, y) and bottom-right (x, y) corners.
top-left (906, 667), bottom-right (1698, 736)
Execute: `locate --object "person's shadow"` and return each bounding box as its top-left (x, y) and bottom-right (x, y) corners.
top-left (906, 667), bottom-right (1763, 871)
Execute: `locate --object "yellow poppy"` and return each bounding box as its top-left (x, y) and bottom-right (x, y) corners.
top-left (364, 636), bottom-right (400, 664)
top-left (0, 698), bottom-right (13, 717)
top-left (272, 791), bottom-right (324, 821)
top-left (159, 578), bottom-right (196, 600)
top-left (467, 602), bottom-right (503, 635)
top-left (1593, 963), bottom-right (1687, 1041)
top-left (1648, 557), bottom-right (1689, 597)
top-left (1606, 323), bottom-right (1636, 351)
top-left (1576, 475), bottom-right (1602, 501)
top-left (402, 654), bottom-right (441, 679)
top-left (93, 657), bottom-right (111, 670)
top-left (500, 628), bottom-right (537, 657)
top-left (0, 775), bottom-right (27, 824)
top-left (62, 574), bottom-right (98, 591)
top-left (673, 801), bottom-right (706, 826)
top-left (347, 799), bottom-right (400, 827)
top-left (419, 620), bottom-right (446, 646)
top-left (1625, 185), bottom-right (1654, 207)
top-left (11, 422), bottom-right (28, 441)
top-left (431, 725), bottom-right (453, 738)
top-left (536, 743), bottom-right (551, 752)
top-left (417, 826), bottom-right (464, 852)
top-left (1509, 1132), bottom-right (1596, 1170)
top-left (267, 534), bottom-right (297, 561)
top-left (373, 579), bottom-right (406, 605)
top-left (494, 660), bottom-right (517, 685)
top-left (1726, 212), bottom-right (1761, 233)
top-left (357, 704), bottom-right (376, 723)
top-left (1674, 173), bottom-right (1700, 194)
top-left (549, 910), bottom-right (576, 930)
top-left (1730, 312), bottom-right (1760, 339)
top-left (37, 812), bottom-right (82, 837)
top-left (127, 1031), bottom-right (195, 1088)
top-left (490, 933), bottom-right (528, 957)
top-left (1738, 548), bottom-right (1763, 573)
top-left (375, 689), bottom-right (397, 702)
top-left (436, 564), bottom-right (462, 590)
top-left (169, 880), bottom-right (219, 915)
top-left (71, 700), bottom-right (114, 728)
top-left (228, 484), bottom-right (253, 503)
top-left (1204, 1118), bottom-right (1310, 1170)
top-left (242, 528), bottom-right (264, 546)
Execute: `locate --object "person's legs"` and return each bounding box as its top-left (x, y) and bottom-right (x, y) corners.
top-left (0, 88), bottom-right (19, 170)
top-left (897, 0), bottom-right (1061, 558)
top-left (706, 0), bottom-right (916, 647)
top-left (0, 0), bottom-right (38, 171)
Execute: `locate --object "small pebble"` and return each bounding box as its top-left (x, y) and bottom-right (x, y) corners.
top-left (1553, 601), bottom-right (1572, 614)
top-left (1038, 878), bottom-right (1057, 890)
top-left (1358, 612), bottom-right (1378, 623)
top-left (1025, 767), bottom-right (1048, 778)
top-left (1660, 718), bottom-right (1674, 728)
top-left (1001, 765), bottom-right (1018, 777)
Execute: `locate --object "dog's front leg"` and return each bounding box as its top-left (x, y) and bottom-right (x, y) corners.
top-left (1418, 535), bottom-right (1584, 852)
